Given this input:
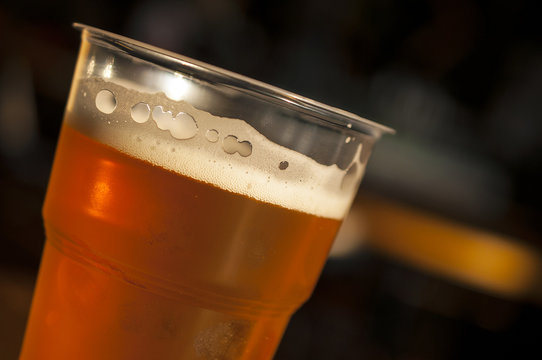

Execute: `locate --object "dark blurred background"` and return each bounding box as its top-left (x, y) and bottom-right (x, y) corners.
top-left (1, 0), bottom-right (541, 359)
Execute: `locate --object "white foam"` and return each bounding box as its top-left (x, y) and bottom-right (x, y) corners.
top-left (67, 78), bottom-right (364, 220)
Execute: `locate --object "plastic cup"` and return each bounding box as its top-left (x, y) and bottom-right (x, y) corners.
top-left (19, 24), bottom-right (392, 359)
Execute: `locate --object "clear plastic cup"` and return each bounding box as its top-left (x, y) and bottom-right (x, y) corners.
top-left (20, 24), bottom-right (393, 359)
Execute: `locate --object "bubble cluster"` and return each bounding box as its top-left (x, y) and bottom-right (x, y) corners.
top-left (78, 79), bottom-right (364, 219)
top-left (151, 106), bottom-right (198, 140)
top-left (222, 135), bottom-right (252, 157)
top-left (194, 321), bottom-right (248, 359)
top-left (96, 90), bottom-right (256, 157)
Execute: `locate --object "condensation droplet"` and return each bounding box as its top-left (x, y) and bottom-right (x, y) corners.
top-left (96, 89), bottom-right (117, 114)
top-left (222, 135), bottom-right (252, 157)
top-left (345, 136), bottom-right (352, 143)
top-left (279, 161), bottom-right (289, 170)
top-left (205, 129), bottom-right (219, 143)
top-left (131, 102), bottom-right (150, 123)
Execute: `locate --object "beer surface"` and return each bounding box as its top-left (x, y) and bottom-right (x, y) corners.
top-left (67, 78), bottom-right (362, 220)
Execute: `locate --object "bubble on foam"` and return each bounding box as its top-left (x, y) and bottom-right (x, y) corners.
top-left (95, 89), bottom-right (117, 114)
top-left (279, 161), bottom-right (289, 170)
top-left (222, 135), bottom-right (252, 157)
top-left (152, 106), bottom-right (198, 140)
top-left (131, 102), bottom-right (150, 123)
top-left (69, 79), bottom-right (366, 220)
top-left (205, 129), bottom-right (219, 143)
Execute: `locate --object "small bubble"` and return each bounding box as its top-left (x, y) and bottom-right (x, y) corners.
top-left (95, 89), bottom-right (117, 114)
top-left (83, 91), bottom-right (87, 97)
top-left (205, 129), bottom-right (219, 143)
top-left (279, 161), bottom-right (289, 170)
top-left (345, 136), bottom-right (352, 143)
top-left (347, 123), bottom-right (352, 129)
top-left (171, 148), bottom-right (176, 152)
top-left (131, 103), bottom-right (150, 123)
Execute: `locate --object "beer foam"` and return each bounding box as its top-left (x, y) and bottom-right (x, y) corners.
top-left (67, 78), bottom-right (365, 220)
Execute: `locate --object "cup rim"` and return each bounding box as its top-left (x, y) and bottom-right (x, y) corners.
top-left (74, 23), bottom-right (395, 137)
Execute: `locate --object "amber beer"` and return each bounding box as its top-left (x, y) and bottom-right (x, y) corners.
top-left (21, 120), bottom-right (341, 359)
top-left (20, 25), bottom-right (391, 360)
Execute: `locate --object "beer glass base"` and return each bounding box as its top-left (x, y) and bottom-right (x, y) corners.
top-left (21, 234), bottom-right (290, 360)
